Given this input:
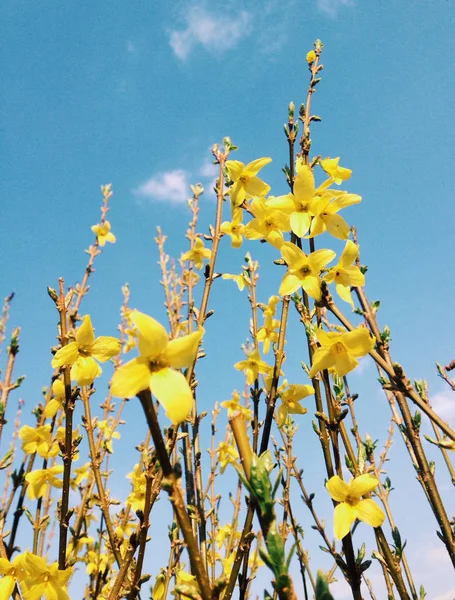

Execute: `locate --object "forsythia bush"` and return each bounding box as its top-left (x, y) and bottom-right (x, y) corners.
top-left (1, 40), bottom-right (454, 600)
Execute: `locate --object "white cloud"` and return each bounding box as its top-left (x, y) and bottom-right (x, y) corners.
top-left (200, 160), bottom-right (217, 178)
top-left (434, 589), bottom-right (455, 600)
top-left (133, 170), bottom-right (190, 204)
top-left (316, 0), bottom-right (355, 18)
top-left (169, 6), bottom-right (252, 60)
top-left (430, 390), bottom-right (455, 423)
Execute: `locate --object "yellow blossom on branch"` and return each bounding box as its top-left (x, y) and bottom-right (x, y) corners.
top-left (306, 50), bottom-right (316, 64)
top-left (320, 157), bottom-right (352, 185)
top-left (181, 237), bottom-right (212, 270)
top-left (226, 157), bottom-right (272, 207)
top-left (217, 439), bottom-right (239, 473)
top-left (97, 419), bottom-right (120, 454)
top-left (51, 315), bottom-right (120, 386)
top-left (309, 326), bottom-right (375, 378)
top-left (257, 314), bottom-right (280, 354)
top-left (308, 191), bottom-right (361, 240)
top-left (221, 390), bottom-right (253, 420)
top-left (0, 554), bottom-right (26, 599)
top-left (110, 310), bottom-right (203, 424)
top-left (43, 379), bottom-right (65, 418)
top-left (22, 551), bottom-right (72, 600)
top-left (277, 383), bottom-right (315, 427)
top-left (70, 462), bottom-right (90, 489)
top-left (25, 465), bottom-right (64, 500)
top-left (326, 474), bottom-right (385, 540)
top-left (91, 221), bottom-right (116, 247)
top-left (234, 349), bottom-right (271, 386)
top-left (221, 210), bottom-right (245, 248)
top-left (323, 240), bottom-right (365, 306)
top-left (279, 242), bottom-right (335, 300)
top-left (222, 272), bottom-right (250, 291)
top-left (19, 425), bottom-right (59, 459)
top-left (244, 197), bottom-right (291, 249)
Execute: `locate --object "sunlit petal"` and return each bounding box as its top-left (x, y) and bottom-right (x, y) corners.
top-left (308, 348), bottom-right (334, 378)
top-left (243, 157), bottom-right (272, 176)
top-left (90, 337), bottom-right (121, 362)
top-left (279, 273), bottom-right (302, 296)
top-left (76, 315), bottom-right (96, 349)
top-left (71, 356), bottom-right (101, 386)
top-left (326, 475), bottom-right (349, 502)
top-left (333, 502), bottom-right (356, 540)
top-left (51, 343), bottom-right (79, 369)
top-left (110, 357), bottom-right (151, 398)
top-left (349, 474), bottom-right (380, 497)
top-left (354, 499), bottom-right (385, 528)
top-left (150, 368), bottom-right (193, 424)
top-left (130, 311), bottom-right (168, 359)
top-left (162, 329), bottom-right (204, 369)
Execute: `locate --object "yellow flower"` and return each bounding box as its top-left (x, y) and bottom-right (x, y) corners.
top-left (85, 551), bottom-right (110, 576)
top-left (19, 425), bottom-right (59, 459)
top-left (97, 419), bottom-right (120, 454)
top-left (152, 573), bottom-right (166, 600)
top-left (244, 197), bottom-right (291, 248)
top-left (222, 272), bottom-right (250, 291)
top-left (320, 157), bottom-right (352, 185)
top-left (217, 439), bottom-right (239, 473)
top-left (234, 349), bottom-right (271, 386)
top-left (215, 524), bottom-right (234, 548)
top-left (309, 326), bottom-right (375, 378)
top-left (267, 163), bottom-right (318, 238)
top-left (323, 240), bottom-right (365, 307)
top-left (279, 242), bottom-right (335, 300)
top-left (0, 554), bottom-right (26, 599)
top-left (263, 295), bottom-right (281, 319)
top-left (226, 157), bottom-right (272, 207)
top-left (44, 379), bottom-right (65, 418)
top-left (92, 221), bottom-right (116, 247)
top-left (181, 237), bottom-right (212, 270)
top-left (126, 463), bottom-right (147, 512)
top-left (277, 383), bottom-right (314, 427)
top-left (70, 462), bottom-right (91, 490)
top-left (257, 314), bottom-right (280, 354)
top-left (220, 391), bottom-right (253, 421)
top-left (91, 221), bottom-right (116, 247)
top-left (111, 311), bottom-right (203, 424)
top-left (326, 474), bottom-right (385, 540)
top-left (221, 550), bottom-right (236, 577)
top-left (221, 210), bottom-right (245, 248)
top-left (51, 315), bottom-right (120, 386)
top-left (25, 465), bottom-right (64, 500)
top-left (309, 191), bottom-right (361, 240)
top-left (22, 551), bottom-right (72, 600)
top-left (306, 50), bottom-right (316, 64)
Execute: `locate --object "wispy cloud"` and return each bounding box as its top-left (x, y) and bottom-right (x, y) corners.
top-left (169, 6), bottom-right (252, 60)
top-left (430, 390), bottom-right (455, 423)
top-left (316, 0), bottom-right (355, 18)
top-left (133, 170), bottom-right (190, 205)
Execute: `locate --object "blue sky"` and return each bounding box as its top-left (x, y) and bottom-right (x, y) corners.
top-left (2, 0), bottom-right (455, 598)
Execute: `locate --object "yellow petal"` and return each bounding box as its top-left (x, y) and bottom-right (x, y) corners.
top-left (90, 336), bottom-right (121, 362)
top-left (355, 499), bottom-right (385, 528)
top-left (294, 165), bottom-right (315, 202)
top-left (51, 342), bottom-right (79, 369)
top-left (277, 403), bottom-right (288, 428)
top-left (325, 475), bottom-right (349, 502)
top-left (71, 356), bottom-right (101, 386)
top-left (330, 193), bottom-right (361, 212)
top-left (229, 181), bottom-right (246, 207)
top-left (308, 347), bottom-right (334, 378)
top-left (279, 273), bottom-right (302, 296)
top-left (333, 347), bottom-right (358, 376)
top-left (162, 329), bottom-right (203, 369)
top-left (280, 241), bottom-right (307, 269)
top-left (150, 368), bottom-right (193, 424)
top-left (349, 474), bottom-right (380, 498)
top-left (333, 502), bottom-right (356, 540)
top-left (342, 328), bottom-right (375, 357)
top-left (0, 576), bottom-right (15, 599)
top-left (290, 211), bottom-right (311, 237)
top-left (110, 357), bottom-right (151, 398)
top-left (243, 157), bottom-right (272, 177)
top-left (324, 214), bottom-right (351, 240)
top-left (76, 315), bottom-right (96, 349)
top-left (338, 240), bottom-right (358, 268)
top-left (301, 275), bottom-right (322, 301)
top-left (244, 176), bottom-right (270, 198)
top-left (344, 266), bottom-right (365, 287)
top-left (308, 249), bottom-right (336, 273)
top-left (226, 160), bottom-right (245, 182)
top-left (129, 310), bottom-right (168, 359)
top-left (267, 194), bottom-right (295, 213)
top-left (335, 283), bottom-right (354, 307)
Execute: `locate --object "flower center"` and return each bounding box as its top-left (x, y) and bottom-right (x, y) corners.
top-left (345, 495), bottom-right (359, 507)
top-left (333, 342), bottom-right (346, 354)
top-left (149, 360), bottom-right (167, 373)
top-left (298, 265), bottom-right (311, 278)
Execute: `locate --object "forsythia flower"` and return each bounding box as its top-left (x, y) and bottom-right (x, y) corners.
top-left (70, 462), bottom-right (91, 490)
top-left (19, 425), bottom-right (59, 459)
top-left (244, 197), bottom-right (291, 248)
top-left (226, 157), bottom-right (272, 207)
top-left (309, 326), bottom-right (375, 378)
top-left (320, 157), bottom-right (352, 185)
top-left (44, 379), bottom-right (65, 418)
top-left (279, 241), bottom-right (335, 300)
top-left (97, 419), bottom-right (120, 454)
top-left (220, 390), bottom-right (253, 420)
top-left (110, 311), bottom-right (203, 424)
top-left (308, 190), bottom-right (361, 240)
top-left (257, 314), bottom-right (280, 354)
top-left (234, 349), bottom-right (271, 386)
top-left (277, 383), bottom-right (315, 427)
top-left (220, 211), bottom-right (245, 248)
top-left (86, 551), bottom-right (110, 576)
top-left (25, 465), bottom-right (64, 500)
top-left (323, 240), bottom-right (365, 307)
top-left (306, 50), bottom-right (316, 64)
top-left (91, 220), bottom-right (116, 246)
top-left (22, 551), bottom-right (72, 600)
top-left (217, 439), bottom-right (239, 473)
top-left (326, 474), bottom-right (385, 540)
top-left (181, 237), bottom-right (212, 270)
top-left (0, 554), bottom-right (26, 598)
top-left (126, 463), bottom-right (147, 513)
top-left (222, 272), bottom-right (250, 291)
top-left (152, 573), bottom-right (166, 600)
top-left (172, 570), bottom-right (200, 599)
top-left (51, 315), bottom-right (120, 386)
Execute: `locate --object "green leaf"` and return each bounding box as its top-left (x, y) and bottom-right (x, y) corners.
top-left (315, 570), bottom-right (335, 600)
